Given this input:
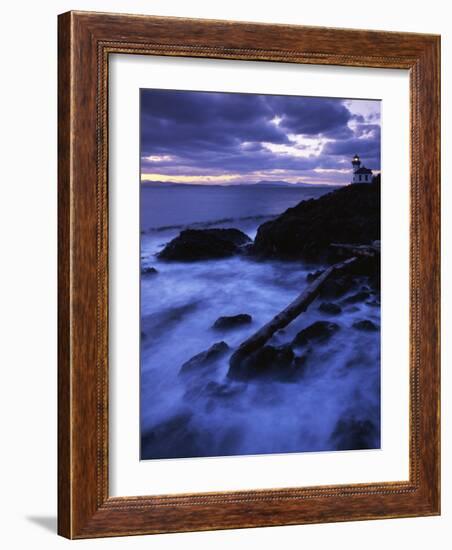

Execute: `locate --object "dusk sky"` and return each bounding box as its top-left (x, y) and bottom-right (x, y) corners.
top-left (140, 89), bottom-right (381, 186)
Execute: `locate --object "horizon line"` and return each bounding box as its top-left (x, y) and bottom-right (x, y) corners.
top-left (139, 179), bottom-right (345, 187)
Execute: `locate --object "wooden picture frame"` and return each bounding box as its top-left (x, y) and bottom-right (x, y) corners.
top-left (58, 11), bottom-right (440, 539)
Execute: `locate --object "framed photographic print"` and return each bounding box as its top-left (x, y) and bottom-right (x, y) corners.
top-left (58, 11), bottom-right (440, 539)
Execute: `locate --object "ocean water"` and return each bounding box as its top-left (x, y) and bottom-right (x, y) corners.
top-left (140, 184), bottom-right (381, 459)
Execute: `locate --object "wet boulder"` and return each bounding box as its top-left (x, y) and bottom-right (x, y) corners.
top-left (228, 344), bottom-right (305, 382)
top-left (352, 319), bottom-right (379, 331)
top-left (213, 314), bottom-right (252, 330)
top-left (330, 417), bottom-right (379, 450)
top-left (158, 228), bottom-right (251, 261)
top-left (319, 274), bottom-right (355, 298)
top-left (179, 341), bottom-right (229, 376)
top-left (292, 353), bottom-right (310, 377)
top-left (292, 320), bottom-right (340, 347)
top-left (343, 290), bottom-right (371, 304)
top-left (318, 302), bottom-right (342, 315)
top-left (141, 266), bottom-right (158, 275)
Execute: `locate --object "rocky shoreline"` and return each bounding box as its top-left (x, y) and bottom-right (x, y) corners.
top-left (156, 179), bottom-right (380, 262)
top-left (141, 180), bottom-right (381, 456)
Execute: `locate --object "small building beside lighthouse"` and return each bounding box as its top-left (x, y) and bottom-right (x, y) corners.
top-left (351, 154), bottom-right (373, 184)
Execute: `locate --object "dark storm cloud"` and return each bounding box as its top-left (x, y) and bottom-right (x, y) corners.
top-left (140, 90), bottom-right (288, 155)
top-left (323, 124), bottom-right (381, 168)
top-left (265, 95), bottom-right (352, 136)
top-left (140, 89), bottom-right (381, 182)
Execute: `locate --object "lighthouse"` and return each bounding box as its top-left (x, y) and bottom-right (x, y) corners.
top-left (351, 154), bottom-right (373, 184)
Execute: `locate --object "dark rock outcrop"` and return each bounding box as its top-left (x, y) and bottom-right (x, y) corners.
top-left (228, 344), bottom-right (306, 382)
top-left (318, 302), bottom-right (342, 315)
top-left (253, 181), bottom-right (380, 260)
top-left (343, 291), bottom-right (371, 304)
top-left (213, 314), bottom-right (252, 330)
top-left (318, 273), bottom-right (355, 298)
top-left (330, 418), bottom-right (379, 450)
top-left (292, 321), bottom-right (340, 347)
top-left (179, 341), bottom-right (229, 376)
top-left (141, 266), bottom-right (158, 275)
top-left (352, 319), bottom-right (379, 332)
top-left (158, 228), bottom-right (251, 261)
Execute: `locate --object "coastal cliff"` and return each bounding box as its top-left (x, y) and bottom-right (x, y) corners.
top-left (252, 178), bottom-right (380, 261)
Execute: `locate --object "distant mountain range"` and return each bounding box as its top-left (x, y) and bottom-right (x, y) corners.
top-left (141, 179), bottom-right (338, 188)
top-left (251, 180), bottom-right (328, 188)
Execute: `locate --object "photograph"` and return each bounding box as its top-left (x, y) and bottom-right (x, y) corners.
top-left (139, 89), bottom-right (382, 460)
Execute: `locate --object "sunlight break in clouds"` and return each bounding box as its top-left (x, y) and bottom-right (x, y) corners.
top-left (142, 154), bottom-right (175, 162)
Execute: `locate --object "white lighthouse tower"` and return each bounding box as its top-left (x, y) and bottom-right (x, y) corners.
top-left (351, 154), bottom-right (373, 184)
